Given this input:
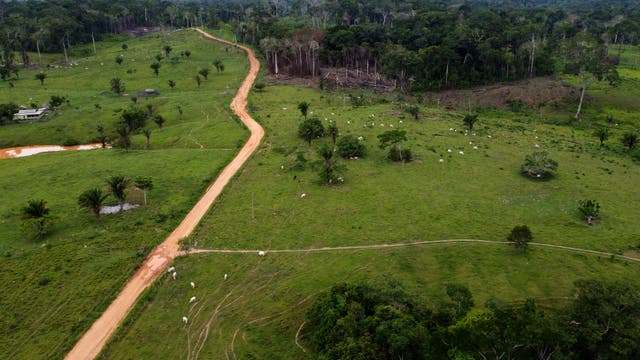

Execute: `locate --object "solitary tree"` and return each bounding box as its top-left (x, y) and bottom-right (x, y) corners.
top-left (122, 43), bottom-right (128, 51)
top-left (621, 132), bottom-right (638, 150)
top-left (578, 199), bottom-right (601, 225)
top-left (35, 72), bottom-right (46, 85)
top-left (298, 101), bottom-right (310, 119)
top-left (106, 175), bottom-right (131, 211)
top-left (134, 176), bottom-right (154, 205)
top-left (298, 117), bottom-right (325, 145)
top-left (21, 199), bottom-right (52, 239)
top-left (163, 45), bottom-right (172, 57)
top-left (177, 103), bottom-right (183, 120)
top-left (143, 128), bottom-right (152, 149)
top-left (198, 68), bottom-right (210, 80)
top-left (521, 151), bottom-right (558, 179)
top-left (110, 78), bottom-right (125, 94)
top-left (194, 75), bottom-right (201, 87)
top-left (463, 114), bottom-right (479, 131)
top-left (508, 225), bottom-right (532, 252)
top-left (594, 128), bottom-right (609, 147)
top-left (78, 188), bottom-right (109, 219)
top-left (378, 129), bottom-right (411, 162)
top-left (115, 55), bottom-right (124, 65)
top-left (168, 79), bottom-right (176, 90)
top-left (213, 59), bottom-right (224, 72)
top-left (407, 105), bottom-right (419, 120)
top-left (154, 54), bottom-right (163, 62)
top-left (184, 50), bottom-right (191, 58)
top-left (150, 62), bottom-right (161, 76)
top-left (153, 114), bottom-right (165, 128)
top-left (254, 82), bottom-right (266, 92)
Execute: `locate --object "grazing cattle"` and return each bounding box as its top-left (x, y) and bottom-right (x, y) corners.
top-left (300, 193), bottom-right (306, 199)
top-left (258, 251), bottom-right (266, 256)
top-left (224, 273), bottom-right (228, 280)
top-left (182, 316), bottom-right (188, 324)
top-left (167, 266), bottom-right (175, 273)
top-left (172, 272), bottom-right (177, 280)
top-left (190, 282), bottom-right (195, 288)
top-left (189, 296), bottom-right (196, 303)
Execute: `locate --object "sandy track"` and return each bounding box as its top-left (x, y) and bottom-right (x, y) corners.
top-left (65, 29), bottom-right (262, 360)
top-left (189, 239), bottom-right (640, 263)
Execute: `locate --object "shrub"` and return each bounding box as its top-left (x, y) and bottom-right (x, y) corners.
top-left (337, 135), bottom-right (366, 159)
top-left (578, 199), bottom-right (600, 224)
top-left (50, 95), bottom-right (67, 108)
top-left (254, 82), bottom-right (266, 91)
top-left (298, 117), bottom-right (325, 145)
top-left (521, 151), bottom-right (558, 179)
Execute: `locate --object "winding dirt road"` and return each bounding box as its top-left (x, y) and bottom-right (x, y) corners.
top-left (65, 29), bottom-right (262, 360)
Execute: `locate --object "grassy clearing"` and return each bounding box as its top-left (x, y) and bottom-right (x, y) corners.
top-left (101, 247), bottom-right (640, 359)
top-left (101, 59), bottom-right (640, 357)
top-left (0, 30), bottom-right (248, 359)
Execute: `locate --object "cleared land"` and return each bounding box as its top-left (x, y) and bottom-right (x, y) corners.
top-left (0, 29), bottom-right (247, 359)
top-left (100, 49), bottom-right (640, 358)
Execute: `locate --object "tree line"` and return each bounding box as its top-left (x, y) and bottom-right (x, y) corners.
top-left (307, 277), bottom-right (640, 359)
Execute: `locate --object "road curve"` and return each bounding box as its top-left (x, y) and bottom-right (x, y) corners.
top-left (65, 28), bottom-right (262, 360)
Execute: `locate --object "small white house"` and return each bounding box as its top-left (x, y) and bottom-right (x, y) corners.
top-left (13, 108), bottom-right (47, 122)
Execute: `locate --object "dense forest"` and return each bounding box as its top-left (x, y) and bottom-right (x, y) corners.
top-left (1, 0), bottom-right (639, 89)
top-left (307, 278), bottom-right (640, 359)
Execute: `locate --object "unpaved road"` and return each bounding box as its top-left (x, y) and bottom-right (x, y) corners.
top-left (65, 28), bottom-right (262, 360)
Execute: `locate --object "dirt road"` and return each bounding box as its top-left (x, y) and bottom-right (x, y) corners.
top-left (65, 29), bottom-right (263, 360)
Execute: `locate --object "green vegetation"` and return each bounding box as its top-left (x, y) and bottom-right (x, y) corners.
top-left (0, 30), bottom-right (247, 358)
top-left (103, 54), bottom-right (640, 356)
top-left (508, 225), bottom-right (533, 252)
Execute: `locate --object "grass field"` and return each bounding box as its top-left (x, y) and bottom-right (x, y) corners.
top-left (0, 29), bottom-right (248, 359)
top-left (100, 50), bottom-right (640, 357)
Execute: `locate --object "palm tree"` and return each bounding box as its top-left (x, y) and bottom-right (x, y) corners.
top-left (150, 62), bottom-right (161, 76)
top-left (168, 80), bottom-right (176, 90)
top-left (21, 199), bottom-right (51, 239)
top-left (316, 144), bottom-right (344, 185)
top-left (298, 101), bottom-right (310, 120)
top-left (621, 132), bottom-right (638, 151)
top-left (463, 114), bottom-right (478, 131)
top-left (164, 45), bottom-right (172, 57)
top-left (195, 75), bottom-right (201, 87)
top-left (35, 72), bottom-right (46, 85)
top-left (521, 151), bottom-right (558, 179)
top-left (593, 127), bottom-right (609, 147)
top-left (106, 176), bottom-right (131, 211)
top-left (115, 55), bottom-right (124, 65)
top-left (153, 114), bottom-right (165, 128)
top-left (213, 59), bottom-right (224, 72)
top-left (78, 188), bottom-right (109, 219)
top-left (198, 68), bottom-right (210, 80)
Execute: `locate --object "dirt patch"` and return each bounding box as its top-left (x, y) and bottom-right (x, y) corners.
top-left (422, 77), bottom-right (579, 110)
top-left (268, 66), bottom-right (396, 91)
top-left (126, 27), bottom-right (164, 38)
top-left (623, 249), bottom-right (640, 259)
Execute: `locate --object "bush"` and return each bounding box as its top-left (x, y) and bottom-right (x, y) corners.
top-left (388, 147), bottom-right (412, 162)
top-left (521, 151), bottom-right (558, 179)
top-left (50, 95), bottom-right (67, 108)
top-left (298, 117), bottom-right (325, 145)
top-left (578, 199), bottom-right (600, 224)
top-left (254, 82), bottom-right (266, 91)
top-left (337, 135), bottom-right (366, 158)
top-left (62, 138), bottom-right (80, 146)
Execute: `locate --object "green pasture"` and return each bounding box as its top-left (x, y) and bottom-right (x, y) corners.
top-left (0, 29), bottom-right (248, 359)
top-left (101, 61), bottom-right (640, 357)
top-left (0, 28), bottom-right (247, 148)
